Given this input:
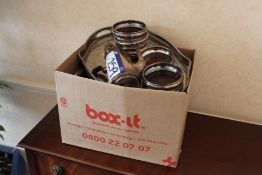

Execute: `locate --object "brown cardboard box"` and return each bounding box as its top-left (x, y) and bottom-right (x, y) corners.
top-left (55, 46), bottom-right (195, 168)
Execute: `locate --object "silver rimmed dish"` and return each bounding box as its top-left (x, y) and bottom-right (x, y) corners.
top-left (112, 20), bottom-right (148, 57)
top-left (141, 46), bottom-right (175, 67)
top-left (142, 63), bottom-right (184, 91)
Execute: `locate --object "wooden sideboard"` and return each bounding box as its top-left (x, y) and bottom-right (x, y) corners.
top-left (18, 105), bottom-right (262, 175)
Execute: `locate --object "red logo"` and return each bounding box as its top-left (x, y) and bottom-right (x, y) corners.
top-left (85, 104), bottom-right (141, 129)
top-left (162, 156), bottom-right (176, 167)
top-left (60, 97), bottom-right (68, 107)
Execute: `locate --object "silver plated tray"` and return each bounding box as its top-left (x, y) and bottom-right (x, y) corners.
top-left (78, 27), bottom-right (192, 90)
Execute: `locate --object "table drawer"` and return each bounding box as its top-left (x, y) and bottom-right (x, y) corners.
top-left (35, 153), bottom-right (120, 175)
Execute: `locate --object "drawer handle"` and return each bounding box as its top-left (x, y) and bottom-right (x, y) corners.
top-left (52, 165), bottom-right (64, 175)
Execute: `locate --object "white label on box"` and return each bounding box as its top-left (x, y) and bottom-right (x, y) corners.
top-left (106, 50), bottom-right (125, 83)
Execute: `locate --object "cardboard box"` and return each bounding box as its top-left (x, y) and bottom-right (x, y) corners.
top-left (55, 46), bottom-right (195, 168)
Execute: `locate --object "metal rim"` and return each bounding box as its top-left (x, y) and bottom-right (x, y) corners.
top-left (112, 20), bottom-right (147, 38)
top-left (114, 75), bottom-right (141, 88)
top-left (142, 46), bottom-right (175, 65)
top-left (142, 63), bottom-right (184, 90)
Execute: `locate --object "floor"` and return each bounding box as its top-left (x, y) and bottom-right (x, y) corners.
top-left (0, 84), bottom-right (56, 174)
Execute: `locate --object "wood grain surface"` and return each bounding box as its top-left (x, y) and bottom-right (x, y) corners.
top-left (18, 106), bottom-right (262, 175)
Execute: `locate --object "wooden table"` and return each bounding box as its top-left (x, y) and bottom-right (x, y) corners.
top-left (18, 105), bottom-right (262, 175)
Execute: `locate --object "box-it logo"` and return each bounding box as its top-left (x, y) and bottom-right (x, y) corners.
top-left (86, 104), bottom-right (142, 129)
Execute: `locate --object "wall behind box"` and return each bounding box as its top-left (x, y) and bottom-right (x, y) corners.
top-left (0, 0), bottom-right (261, 124)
